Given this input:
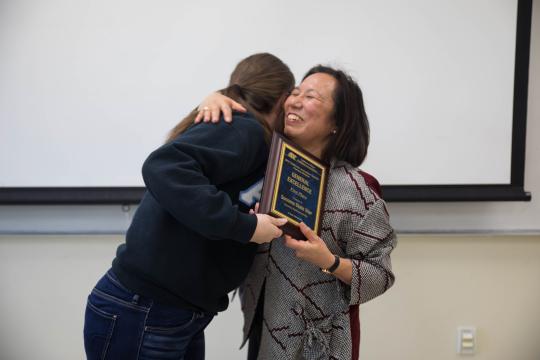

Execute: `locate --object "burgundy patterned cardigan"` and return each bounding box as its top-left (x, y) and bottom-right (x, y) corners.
top-left (239, 160), bottom-right (397, 360)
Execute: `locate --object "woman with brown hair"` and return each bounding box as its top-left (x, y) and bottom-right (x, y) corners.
top-left (197, 65), bottom-right (396, 360)
top-left (83, 53), bottom-right (295, 360)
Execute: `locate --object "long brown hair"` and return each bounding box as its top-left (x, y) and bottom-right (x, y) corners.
top-left (166, 53), bottom-right (294, 143)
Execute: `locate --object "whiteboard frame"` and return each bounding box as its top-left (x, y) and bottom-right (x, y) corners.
top-left (0, 0), bottom-right (532, 204)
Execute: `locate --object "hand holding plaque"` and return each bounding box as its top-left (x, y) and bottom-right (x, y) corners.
top-left (259, 132), bottom-right (329, 240)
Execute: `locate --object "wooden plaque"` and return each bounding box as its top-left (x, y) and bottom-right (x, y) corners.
top-left (259, 132), bottom-right (329, 240)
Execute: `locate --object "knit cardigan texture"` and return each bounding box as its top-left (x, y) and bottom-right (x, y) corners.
top-left (239, 160), bottom-right (397, 360)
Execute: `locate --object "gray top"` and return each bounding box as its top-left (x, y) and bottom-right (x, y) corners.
top-left (239, 161), bottom-right (397, 360)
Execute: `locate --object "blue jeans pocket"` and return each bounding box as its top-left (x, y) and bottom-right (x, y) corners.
top-left (83, 271), bottom-right (149, 360)
top-left (140, 310), bottom-right (213, 359)
top-left (144, 311), bottom-right (197, 335)
top-left (84, 295), bottom-right (117, 360)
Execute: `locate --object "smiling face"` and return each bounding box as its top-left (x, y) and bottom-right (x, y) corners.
top-left (283, 73), bottom-right (337, 157)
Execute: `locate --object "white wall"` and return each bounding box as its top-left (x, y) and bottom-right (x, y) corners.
top-left (361, 234), bottom-right (540, 360)
top-left (1, 233), bottom-right (540, 360)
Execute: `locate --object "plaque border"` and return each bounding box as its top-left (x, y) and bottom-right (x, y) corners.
top-left (270, 142), bottom-right (326, 234)
top-left (259, 132), bottom-right (329, 239)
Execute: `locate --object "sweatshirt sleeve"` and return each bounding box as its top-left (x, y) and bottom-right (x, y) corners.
top-left (141, 117), bottom-right (266, 243)
top-left (345, 199), bottom-right (397, 305)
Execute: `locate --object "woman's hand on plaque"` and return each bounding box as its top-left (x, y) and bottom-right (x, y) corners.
top-left (284, 222), bottom-right (335, 269)
top-left (250, 214), bottom-right (287, 244)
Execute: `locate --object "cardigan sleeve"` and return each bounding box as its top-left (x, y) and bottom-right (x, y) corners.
top-left (344, 199), bottom-right (397, 305)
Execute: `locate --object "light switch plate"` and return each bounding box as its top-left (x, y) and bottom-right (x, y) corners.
top-left (457, 326), bottom-right (476, 355)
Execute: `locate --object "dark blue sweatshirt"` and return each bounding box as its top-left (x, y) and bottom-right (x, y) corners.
top-left (112, 112), bottom-right (268, 313)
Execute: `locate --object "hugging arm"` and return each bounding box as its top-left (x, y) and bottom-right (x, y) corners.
top-left (195, 92), bottom-right (246, 123)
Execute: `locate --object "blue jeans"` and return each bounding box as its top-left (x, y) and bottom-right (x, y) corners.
top-left (84, 270), bottom-right (215, 360)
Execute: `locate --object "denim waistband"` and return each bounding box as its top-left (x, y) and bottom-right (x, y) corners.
top-left (92, 269), bottom-right (154, 310)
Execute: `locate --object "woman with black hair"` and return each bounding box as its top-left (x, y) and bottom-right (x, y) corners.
top-left (198, 65), bottom-right (397, 360)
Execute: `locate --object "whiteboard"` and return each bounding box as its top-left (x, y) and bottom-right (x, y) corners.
top-left (0, 0), bottom-right (524, 193)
